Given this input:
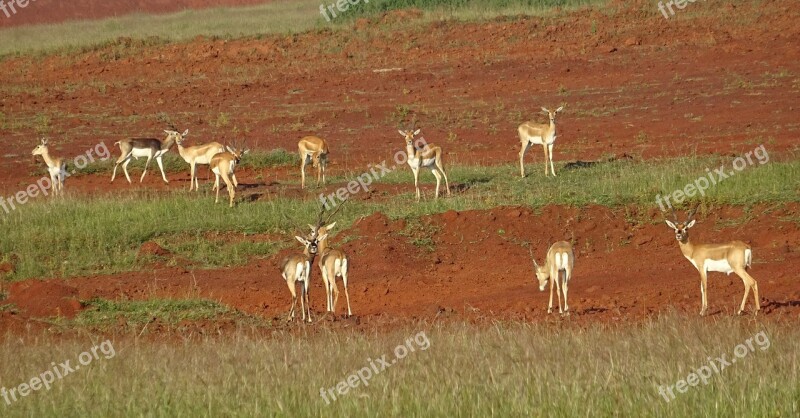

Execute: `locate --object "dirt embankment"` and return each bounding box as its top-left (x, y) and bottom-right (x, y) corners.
top-left (2, 204), bottom-right (798, 334)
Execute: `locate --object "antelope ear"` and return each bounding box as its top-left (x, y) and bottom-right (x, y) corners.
top-left (163, 130), bottom-right (172, 134)
top-left (541, 107), bottom-right (549, 113)
top-left (413, 129), bottom-right (421, 135)
top-left (182, 129), bottom-right (189, 136)
top-left (556, 106), bottom-right (564, 112)
top-left (225, 146), bottom-right (235, 153)
top-left (295, 236), bottom-right (308, 245)
top-left (665, 220), bottom-right (677, 229)
top-left (686, 219), bottom-right (696, 229)
top-left (324, 222), bottom-right (336, 230)
top-left (398, 130), bottom-right (406, 136)
top-left (318, 234), bottom-right (328, 242)
top-left (308, 224), bottom-right (317, 232)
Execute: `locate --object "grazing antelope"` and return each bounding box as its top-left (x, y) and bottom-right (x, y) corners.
top-left (518, 106), bottom-right (564, 178)
top-left (309, 222), bottom-right (352, 317)
top-left (31, 138), bottom-right (67, 196)
top-left (298, 136), bottom-right (329, 189)
top-left (111, 129), bottom-right (184, 184)
top-left (280, 235), bottom-right (325, 322)
top-left (210, 145), bottom-right (248, 207)
top-left (665, 207), bottom-right (760, 316)
top-left (398, 120), bottom-right (450, 201)
top-left (531, 241), bottom-right (575, 315)
top-left (175, 135), bottom-right (225, 191)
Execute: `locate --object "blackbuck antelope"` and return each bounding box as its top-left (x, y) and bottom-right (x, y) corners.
top-left (175, 135), bottom-right (225, 191)
top-left (111, 129), bottom-right (185, 184)
top-left (31, 138), bottom-right (67, 196)
top-left (210, 144), bottom-right (248, 207)
top-left (665, 207), bottom-right (760, 316)
top-left (280, 235), bottom-right (325, 322)
top-left (398, 120), bottom-right (450, 201)
top-left (309, 221), bottom-right (352, 317)
top-left (518, 106), bottom-right (564, 178)
top-left (298, 136), bottom-right (329, 189)
top-left (531, 241), bottom-right (574, 315)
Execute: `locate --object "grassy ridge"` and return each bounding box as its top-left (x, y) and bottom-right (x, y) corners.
top-left (0, 317), bottom-right (797, 416)
top-left (1, 155), bottom-right (797, 281)
top-left (0, 0), bottom-right (610, 57)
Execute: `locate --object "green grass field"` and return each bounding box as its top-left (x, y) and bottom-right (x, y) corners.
top-left (0, 316), bottom-right (797, 417)
top-left (0, 0), bottom-right (613, 57)
top-left (2, 154), bottom-right (797, 280)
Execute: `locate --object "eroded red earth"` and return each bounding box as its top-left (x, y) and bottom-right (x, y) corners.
top-left (1, 1), bottom-right (799, 334)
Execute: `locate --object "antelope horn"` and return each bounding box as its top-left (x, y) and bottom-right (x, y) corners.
top-left (687, 204), bottom-right (699, 221)
top-left (528, 246), bottom-right (539, 268)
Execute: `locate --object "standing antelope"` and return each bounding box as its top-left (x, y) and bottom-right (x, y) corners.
top-left (298, 136), bottom-right (329, 189)
top-left (111, 129), bottom-right (185, 184)
top-left (175, 135), bottom-right (225, 191)
top-left (398, 122), bottom-right (450, 201)
top-left (31, 138), bottom-right (67, 196)
top-left (665, 208), bottom-right (760, 316)
top-left (280, 235), bottom-right (325, 322)
top-left (210, 145), bottom-right (248, 207)
top-left (309, 222), bottom-right (352, 317)
top-left (532, 241), bottom-right (575, 315)
top-left (518, 106), bottom-right (564, 178)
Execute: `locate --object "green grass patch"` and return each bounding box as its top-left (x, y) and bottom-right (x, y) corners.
top-left (71, 298), bottom-right (233, 327)
top-left (73, 148), bottom-right (298, 178)
top-left (1, 155), bottom-right (797, 280)
top-left (0, 0), bottom-right (611, 57)
top-left (0, 315), bottom-right (796, 416)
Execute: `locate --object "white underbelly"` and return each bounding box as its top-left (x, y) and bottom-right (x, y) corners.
top-left (704, 259), bottom-right (734, 274)
top-left (528, 134), bottom-right (556, 145)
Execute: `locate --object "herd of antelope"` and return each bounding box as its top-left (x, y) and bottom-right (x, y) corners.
top-left (30, 105), bottom-right (762, 321)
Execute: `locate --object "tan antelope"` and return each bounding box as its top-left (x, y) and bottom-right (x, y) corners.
top-left (280, 235), bottom-right (325, 322)
top-left (531, 241), bottom-right (575, 315)
top-left (308, 221), bottom-right (352, 317)
top-left (298, 136), bottom-right (329, 189)
top-left (31, 138), bottom-right (67, 196)
top-left (210, 144), bottom-right (248, 207)
top-left (665, 207), bottom-right (760, 316)
top-left (398, 120), bottom-right (450, 201)
top-left (518, 106), bottom-right (564, 178)
top-left (111, 129), bottom-right (185, 183)
top-left (175, 134), bottom-right (225, 191)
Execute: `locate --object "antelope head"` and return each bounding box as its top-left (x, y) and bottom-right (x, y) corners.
top-left (541, 106), bottom-right (564, 125)
top-left (31, 138), bottom-right (49, 156)
top-left (163, 128), bottom-right (189, 144)
top-left (664, 206), bottom-right (698, 244)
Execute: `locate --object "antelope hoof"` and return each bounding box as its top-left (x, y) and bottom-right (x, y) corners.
top-left (547, 308), bottom-right (553, 314)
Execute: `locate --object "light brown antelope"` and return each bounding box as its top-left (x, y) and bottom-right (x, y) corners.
top-left (398, 120), bottom-right (450, 201)
top-left (665, 207), bottom-right (760, 316)
top-left (175, 135), bottom-right (225, 191)
top-left (518, 106), bottom-right (563, 178)
top-left (298, 136), bottom-right (329, 189)
top-left (309, 221), bottom-right (352, 317)
top-left (210, 144), bottom-right (248, 207)
top-left (280, 235), bottom-right (325, 322)
top-left (531, 241), bottom-right (575, 315)
top-left (31, 138), bottom-right (67, 196)
top-left (111, 129), bottom-right (184, 183)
